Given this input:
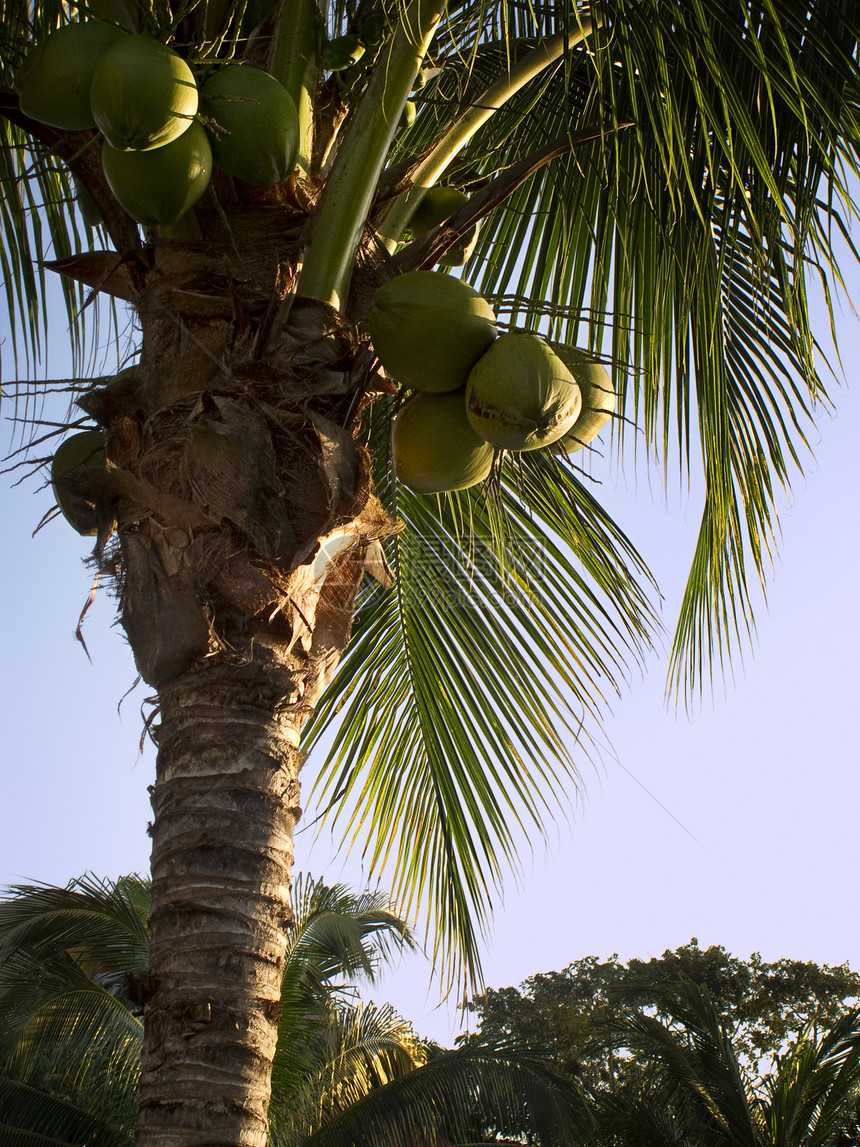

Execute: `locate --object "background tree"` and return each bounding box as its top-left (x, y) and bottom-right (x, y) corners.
top-left (2, 0), bottom-right (859, 1138)
top-left (462, 941), bottom-right (860, 1085)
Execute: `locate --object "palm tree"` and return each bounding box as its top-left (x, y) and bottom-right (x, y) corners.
top-left (592, 980), bottom-right (860, 1147)
top-left (0, 875), bottom-right (588, 1146)
top-left (3, 0), bottom-right (859, 1138)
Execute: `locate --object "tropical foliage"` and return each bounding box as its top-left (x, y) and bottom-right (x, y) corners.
top-left (2, 0), bottom-right (860, 1134)
top-left (462, 940), bottom-right (860, 1083)
top-left (2, 0), bottom-right (858, 986)
top-left (594, 980), bottom-right (860, 1147)
top-left (0, 875), bottom-right (586, 1146)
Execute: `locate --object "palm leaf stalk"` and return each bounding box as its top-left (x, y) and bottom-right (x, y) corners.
top-left (2, 0), bottom-right (859, 1139)
top-left (377, 13), bottom-right (599, 249)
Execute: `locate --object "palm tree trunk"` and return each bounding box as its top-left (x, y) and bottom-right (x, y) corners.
top-left (136, 653), bottom-right (306, 1144)
top-left (56, 222), bottom-right (393, 1144)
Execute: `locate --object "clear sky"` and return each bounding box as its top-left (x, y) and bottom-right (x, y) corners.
top-left (1, 261), bottom-right (858, 1048)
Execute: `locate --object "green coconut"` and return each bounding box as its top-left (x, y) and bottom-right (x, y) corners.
top-left (51, 429), bottom-right (107, 536)
top-left (407, 186), bottom-right (479, 267)
top-left (359, 11), bottom-right (387, 45)
top-left (202, 65), bottom-right (299, 187)
top-left (73, 177), bottom-right (103, 228)
top-left (322, 34), bottom-right (365, 71)
top-left (14, 21), bottom-right (128, 131)
top-left (466, 332), bottom-right (582, 451)
top-left (392, 389), bottom-right (494, 494)
top-left (369, 271), bottom-right (497, 394)
top-left (399, 99), bottom-right (417, 129)
top-left (102, 121), bottom-right (212, 226)
top-left (90, 35), bottom-right (198, 150)
top-left (549, 345), bottom-right (616, 453)
top-left (408, 187), bottom-right (467, 235)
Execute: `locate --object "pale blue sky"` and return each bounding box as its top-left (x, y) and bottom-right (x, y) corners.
top-left (1, 265), bottom-right (858, 1047)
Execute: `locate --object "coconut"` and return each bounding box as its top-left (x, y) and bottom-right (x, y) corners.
top-left (73, 177), bottom-right (103, 228)
top-left (201, 66), bottom-right (299, 187)
top-left (360, 11), bottom-right (387, 45)
top-left (407, 186), bottom-right (478, 267)
top-left (51, 429), bottom-right (107, 535)
top-left (439, 233), bottom-right (478, 268)
top-left (322, 35), bottom-right (365, 71)
top-left (90, 35), bottom-right (198, 150)
top-left (466, 332), bottom-right (581, 451)
top-left (369, 271), bottom-right (497, 394)
top-left (14, 21), bottom-right (128, 131)
top-left (102, 121), bottom-right (212, 226)
top-left (408, 186), bottom-right (468, 236)
top-left (549, 345), bottom-right (616, 453)
top-left (392, 390), bottom-right (494, 494)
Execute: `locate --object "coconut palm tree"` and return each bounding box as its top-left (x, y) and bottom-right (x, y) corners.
top-left (2, 0), bottom-right (859, 1139)
top-left (592, 980), bottom-right (860, 1147)
top-left (0, 875), bottom-right (588, 1146)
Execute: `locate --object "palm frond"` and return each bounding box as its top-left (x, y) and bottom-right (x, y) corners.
top-left (270, 999), bottom-right (427, 1144)
top-left (609, 982), bottom-right (767, 1147)
top-left (764, 1011), bottom-right (860, 1147)
top-left (0, 877), bottom-right (146, 1116)
top-left (0, 1075), bottom-right (131, 1147)
top-left (268, 876), bottom-right (416, 1107)
top-left (296, 1041), bottom-right (591, 1147)
top-left (0, 874), bottom-right (150, 979)
top-left (285, 874), bottom-right (415, 995)
top-left (305, 398), bottom-right (657, 991)
top-left (399, 0), bottom-right (860, 698)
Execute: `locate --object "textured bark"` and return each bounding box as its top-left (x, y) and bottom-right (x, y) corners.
top-left (137, 654), bottom-right (306, 1144)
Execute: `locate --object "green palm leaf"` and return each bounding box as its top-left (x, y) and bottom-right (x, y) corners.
top-left (0, 1077), bottom-right (130, 1147)
top-left (305, 399), bottom-right (657, 989)
top-left (599, 981), bottom-right (860, 1147)
top-left (0, 876), bottom-right (147, 1145)
top-left (270, 1000), bottom-right (426, 1143)
top-left (764, 1012), bottom-right (860, 1147)
top-left (296, 1041), bottom-right (591, 1147)
top-left (275, 875), bottom-right (416, 1098)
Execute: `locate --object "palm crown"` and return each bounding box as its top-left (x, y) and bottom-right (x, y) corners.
top-left (2, 0), bottom-right (858, 1139)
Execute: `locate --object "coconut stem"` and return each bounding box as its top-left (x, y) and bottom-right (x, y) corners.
top-left (269, 0), bottom-right (322, 176)
top-left (294, 0), bottom-right (445, 310)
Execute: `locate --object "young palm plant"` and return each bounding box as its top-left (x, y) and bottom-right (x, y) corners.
top-left (2, 0), bottom-right (859, 1140)
top-left (0, 875), bottom-right (587, 1147)
top-left (594, 979), bottom-right (860, 1147)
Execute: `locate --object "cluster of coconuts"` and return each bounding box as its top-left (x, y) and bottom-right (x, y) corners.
top-left (14, 20), bottom-right (299, 228)
top-left (369, 271), bottom-right (616, 495)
